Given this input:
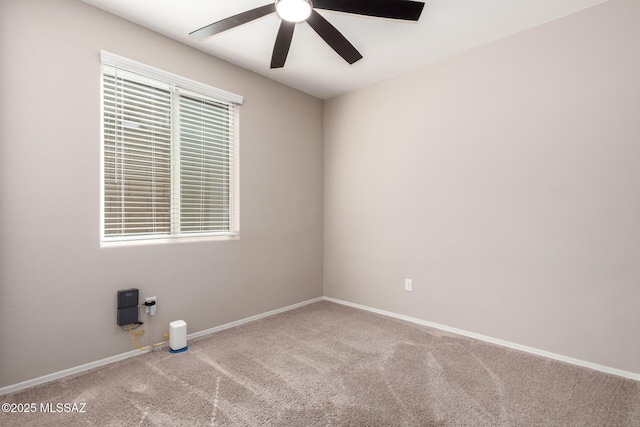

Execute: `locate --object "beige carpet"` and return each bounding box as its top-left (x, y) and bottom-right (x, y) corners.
top-left (2, 301), bottom-right (639, 426)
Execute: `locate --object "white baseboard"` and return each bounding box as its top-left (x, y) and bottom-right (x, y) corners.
top-left (2, 295), bottom-right (635, 396)
top-left (323, 296), bottom-right (640, 382)
top-left (0, 297), bottom-right (324, 396)
top-left (0, 348), bottom-right (148, 397)
top-left (187, 297), bottom-right (324, 340)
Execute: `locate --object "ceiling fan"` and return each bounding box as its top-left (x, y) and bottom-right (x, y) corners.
top-left (190, 0), bottom-right (425, 69)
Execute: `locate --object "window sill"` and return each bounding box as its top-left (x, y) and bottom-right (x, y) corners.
top-left (100, 233), bottom-right (239, 248)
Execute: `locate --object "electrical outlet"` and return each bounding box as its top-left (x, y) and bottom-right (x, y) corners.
top-left (404, 279), bottom-right (412, 291)
top-left (145, 296), bottom-right (157, 316)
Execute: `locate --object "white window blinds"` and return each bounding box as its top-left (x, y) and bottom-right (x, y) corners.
top-left (101, 51), bottom-right (241, 243)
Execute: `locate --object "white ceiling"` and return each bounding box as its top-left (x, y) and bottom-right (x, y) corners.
top-left (81, 0), bottom-right (606, 99)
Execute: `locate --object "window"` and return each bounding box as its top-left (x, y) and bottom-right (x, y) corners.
top-left (100, 51), bottom-right (242, 244)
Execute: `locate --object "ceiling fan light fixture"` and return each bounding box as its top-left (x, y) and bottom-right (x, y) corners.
top-left (275, 0), bottom-right (313, 23)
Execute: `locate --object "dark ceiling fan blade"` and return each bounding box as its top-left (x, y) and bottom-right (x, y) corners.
top-left (313, 0), bottom-right (425, 21)
top-left (190, 3), bottom-right (276, 39)
top-left (306, 10), bottom-right (363, 64)
top-left (271, 20), bottom-right (295, 68)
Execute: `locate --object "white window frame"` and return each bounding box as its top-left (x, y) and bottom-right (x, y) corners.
top-left (100, 51), bottom-right (242, 246)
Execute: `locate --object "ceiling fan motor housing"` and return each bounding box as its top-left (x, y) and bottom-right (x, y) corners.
top-left (275, 0), bottom-right (313, 23)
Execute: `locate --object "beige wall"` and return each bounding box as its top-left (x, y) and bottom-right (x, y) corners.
top-left (0, 0), bottom-right (323, 387)
top-left (324, 0), bottom-right (640, 374)
top-left (1, 0), bottom-right (638, 389)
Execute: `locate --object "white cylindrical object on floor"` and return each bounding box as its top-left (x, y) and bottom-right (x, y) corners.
top-left (169, 320), bottom-right (187, 351)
